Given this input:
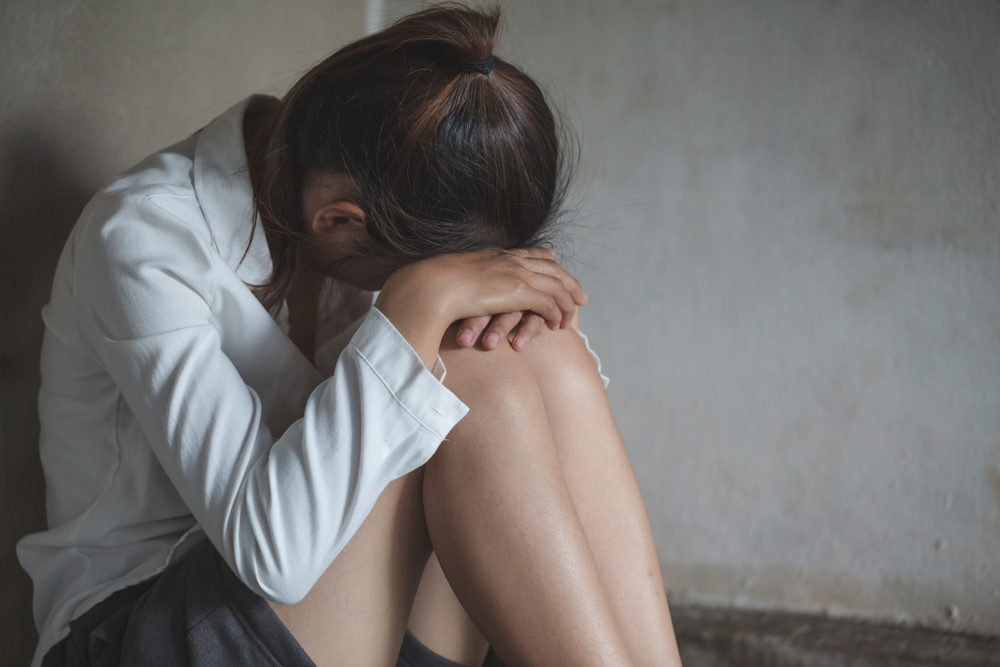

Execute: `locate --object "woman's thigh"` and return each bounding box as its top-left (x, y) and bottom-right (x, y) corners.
top-left (268, 467), bottom-right (432, 666)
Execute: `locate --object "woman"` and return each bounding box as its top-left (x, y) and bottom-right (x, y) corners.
top-left (19, 4), bottom-right (682, 666)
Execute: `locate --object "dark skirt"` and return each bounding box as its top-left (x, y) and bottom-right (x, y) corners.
top-left (41, 538), bottom-right (477, 666)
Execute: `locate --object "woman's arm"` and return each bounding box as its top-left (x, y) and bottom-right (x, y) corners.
top-left (74, 191), bottom-right (468, 604)
top-left (376, 247), bottom-right (586, 368)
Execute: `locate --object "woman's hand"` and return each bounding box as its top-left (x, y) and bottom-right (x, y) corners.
top-left (454, 312), bottom-right (549, 352)
top-left (374, 248), bottom-right (586, 369)
top-left (449, 249), bottom-right (584, 351)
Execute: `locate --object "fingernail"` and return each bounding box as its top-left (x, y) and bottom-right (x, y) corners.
top-left (513, 336), bottom-right (526, 350)
top-left (484, 333), bottom-right (500, 348)
top-left (458, 329), bottom-right (475, 345)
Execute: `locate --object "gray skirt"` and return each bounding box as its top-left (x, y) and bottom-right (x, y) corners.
top-left (41, 538), bottom-right (475, 667)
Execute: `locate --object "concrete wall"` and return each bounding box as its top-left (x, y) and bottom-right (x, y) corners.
top-left (2, 1), bottom-right (998, 663)
top-left (0, 2), bottom-right (365, 663)
top-left (387, 0), bottom-right (996, 634)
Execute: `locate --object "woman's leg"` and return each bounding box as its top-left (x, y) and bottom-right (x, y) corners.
top-left (268, 468), bottom-right (432, 666)
top-left (408, 325), bottom-right (682, 667)
top-left (520, 326), bottom-right (681, 666)
top-left (269, 330), bottom-right (634, 666)
top-left (421, 335), bottom-right (633, 666)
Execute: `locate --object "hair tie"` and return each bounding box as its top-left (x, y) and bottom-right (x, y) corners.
top-left (459, 55), bottom-right (495, 75)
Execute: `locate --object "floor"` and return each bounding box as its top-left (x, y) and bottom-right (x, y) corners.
top-left (673, 603), bottom-right (1000, 667)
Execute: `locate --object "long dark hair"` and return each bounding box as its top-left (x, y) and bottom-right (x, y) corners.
top-left (250, 2), bottom-right (574, 311)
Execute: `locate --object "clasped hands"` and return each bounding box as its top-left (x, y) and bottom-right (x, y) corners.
top-left (375, 247), bottom-right (586, 364)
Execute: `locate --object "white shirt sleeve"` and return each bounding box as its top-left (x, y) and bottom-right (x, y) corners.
top-left (72, 193), bottom-right (468, 604)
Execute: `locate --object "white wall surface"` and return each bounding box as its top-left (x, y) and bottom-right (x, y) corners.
top-left (385, 0), bottom-right (1000, 633)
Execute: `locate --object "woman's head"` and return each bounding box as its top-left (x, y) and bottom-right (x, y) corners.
top-left (253, 2), bottom-right (573, 304)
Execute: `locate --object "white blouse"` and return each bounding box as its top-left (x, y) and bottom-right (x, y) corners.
top-left (17, 96), bottom-right (470, 666)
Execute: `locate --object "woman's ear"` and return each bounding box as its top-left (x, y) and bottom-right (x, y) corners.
top-left (310, 200), bottom-right (367, 236)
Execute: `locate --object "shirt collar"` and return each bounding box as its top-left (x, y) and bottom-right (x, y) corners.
top-left (192, 95), bottom-right (275, 286)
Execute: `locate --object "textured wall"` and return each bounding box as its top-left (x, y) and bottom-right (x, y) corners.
top-left (436, 0), bottom-right (996, 634)
top-left (3, 3), bottom-right (999, 664)
top-left (0, 2), bottom-right (365, 664)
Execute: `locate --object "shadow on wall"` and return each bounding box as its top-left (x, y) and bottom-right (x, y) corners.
top-left (0, 115), bottom-right (100, 666)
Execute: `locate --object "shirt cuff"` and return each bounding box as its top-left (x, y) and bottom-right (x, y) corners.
top-left (349, 307), bottom-right (469, 438)
top-left (431, 356), bottom-right (448, 382)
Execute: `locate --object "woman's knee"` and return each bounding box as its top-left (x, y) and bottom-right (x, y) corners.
top-left (518, 324), bottom-right (606, 396)
top-left (438, 327), bottom-right (546, 421)
top-left (425, 334), bottom-right (560, 494)
top-left (436, 323), bottom-right (604, 429)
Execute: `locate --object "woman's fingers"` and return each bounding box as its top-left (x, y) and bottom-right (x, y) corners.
top-left (507, 247), bottom-right (587, 308)
top-left (517, 256), bottom-right (588, 306)
top-left (481, 312), bottom-right (524, 350)
top-left (508, 275), bottom-right (562, 330)
top-left (518, 269), bottom-right (578, 330)
top-left (458, 311), bottom-right (551, 353)
top-left (456, 316), bottom-right (491, 347)
top-left (472, 311), bottom-right (550, 352)
top-left (510, 313), bottom-right (546, 351)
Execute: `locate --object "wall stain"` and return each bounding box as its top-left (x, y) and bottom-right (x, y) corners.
top-left (861, 355), bottom-right (884, 389)
top-left (845, 267), bottom-right (890, 310)
top-left (840, 199), bottom-right (1000, 253)
top-left (816, 376), bottom-right (859, 424)
top-left (988, 466), bottom-right (1000, 529)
